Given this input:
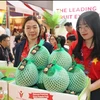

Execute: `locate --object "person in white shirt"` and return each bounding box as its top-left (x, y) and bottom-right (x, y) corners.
top-left (1, 24), bottom-right (11, 36)
top-left (0, 24), bottom-right (5, 35)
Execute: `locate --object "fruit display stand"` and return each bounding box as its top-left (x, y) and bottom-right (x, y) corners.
top-left (8, 77), bottom-right (90, 100)
top-left (0, 66), bottom-right (90, 100)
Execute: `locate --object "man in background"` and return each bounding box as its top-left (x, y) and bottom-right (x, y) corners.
top-left (66, 35), bottom-right (76, 47)
top-left (64, 22), bottom-right (78, 40)
top-left (0, 34), bottom-right (14, 65)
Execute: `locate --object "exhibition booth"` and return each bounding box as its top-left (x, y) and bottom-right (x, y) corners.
top-left (0, 1), bottom-right (53, 34)
top-left (1, 1), bottom-right (100, 100)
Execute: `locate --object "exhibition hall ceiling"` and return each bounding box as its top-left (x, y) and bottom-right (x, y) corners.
top-left (21, 1), bottom-right (53, 10)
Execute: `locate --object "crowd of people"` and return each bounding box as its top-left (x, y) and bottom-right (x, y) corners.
top-left (0, 11), bottom-right (100, 100)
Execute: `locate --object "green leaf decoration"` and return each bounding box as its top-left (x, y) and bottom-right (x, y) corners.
top-left (43, 11), bottom-right (61, 29)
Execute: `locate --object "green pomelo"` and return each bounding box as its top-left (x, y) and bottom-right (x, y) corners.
top-left (27, 45), bottom-right (50, 70)
top-left (15, 59), bottom-right (38, 87)
top-left (49, 48), bottom-right (72, 70)
top-left (43, 64), bottom-right (69, 92)
top-left (68, 65), bottom-right (87, 93)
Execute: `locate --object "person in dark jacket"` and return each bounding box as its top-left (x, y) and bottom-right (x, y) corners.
top-left (14, 15), bottom-right (53, 67)
top-left (0, 34), bottom-right (14, 65)
top-left (12, 35), bottom-right (22, 57)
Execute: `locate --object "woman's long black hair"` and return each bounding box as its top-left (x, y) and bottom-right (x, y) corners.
top-left (73, 11), bottom-right (100, 60)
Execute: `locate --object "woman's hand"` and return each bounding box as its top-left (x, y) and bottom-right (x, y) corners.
top-left (89, 79), bottom-right (100, 92)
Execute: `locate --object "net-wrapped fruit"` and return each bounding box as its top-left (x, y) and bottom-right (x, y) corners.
top-left (67, 61), bottom-right (87, 93)
top-left (48, 37), bottom-right (72, 71)
top-left (27, 39), bottom-right (50, 70)
top-left (43, 63), bottom-right (69, 92)
top-left (15, 58), bottom-right (38, 87)
top-left (37, 70), bottom-right (45, 89)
